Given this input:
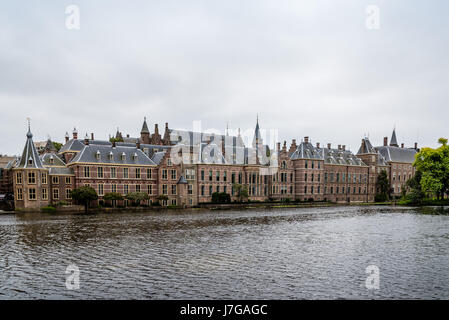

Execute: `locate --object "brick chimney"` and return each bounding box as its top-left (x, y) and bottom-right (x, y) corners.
top-left (401, 143), bottom-right (404, 148)
top-left (338, 144), bottom-right (341, 150)
top-left (384, 137), bottom-right (388, 146)
top-left (361, 139), bottom-right (366, 152)
top-left (289, 139), bottom-right (297, 154)
top-left (342, 145), bottom-right (346, 151)
top-left (414, 142), bottom-right (418, 150)
top-left (283, 141), bottom-right (287, 152)
top-left (327, 143), bottom-right (331, 149)
top-left (304, 136), bottom-right (309, 144)
top-left (65, 132), bottom-right (69, 143)
top-left (276, 142), bottom-right (280, 151)
top-left (73, 127), bottom-right (78, 140)
top-left (154, 124), bottom-right (159, 135)
top-left (136, 140), bottom-right (141, 149)
top-left (91, 133), bottom-right (94, 140)
top-left (84, 133), bottom-right (89, 145)
top-left (316, 142), bottom-right (320, 149)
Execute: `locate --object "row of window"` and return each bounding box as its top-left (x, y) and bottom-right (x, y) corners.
top-left (324, 172), bottom-right (366, 183)
top-left (16, 172), bottom-right (72, 185)
top-left (392, 172), bottom-right (412, 182)
top-left (16, 187), bottom-right (72, 201)
top-left (83, 167), bottom-right (154, 179)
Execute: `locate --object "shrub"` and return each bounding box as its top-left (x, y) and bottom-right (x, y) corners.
top-left (41, 205), bottom-right (56, 213)
top-left (374, 194), bottom-right (387, 202)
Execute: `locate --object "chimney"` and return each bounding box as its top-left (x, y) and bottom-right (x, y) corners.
top-left (414, 142), bottom-right (418, 150)
top-left (401, 143), bottom-right (404, 148)
top-left (327, 143), bottom-right (331, 149)
top-left (361, 139), bottom-right (366, 152)
top-left (304, 136), bottom-right (309, 144)
top-left (384, 137), bottom-right (388, 146)
top-left (316, 142), bottom-right (320, 149)
top-left (283, 141), bottom-right (287, 152)
top-left (91, 133), bottom-right (94, 140)
top-left (276, 142), bottom-right (281, 151)
top-left (289, 139), bottom-right (297, 154)
top-left (65, 132), bottom-right (69, 143)
top-left (73, 127), bottom-right (78, 140)
top-left (154, 124), bottom-right (159, 134)
top-left (127, 134), bottom-right (130, 138)
top-left (342, 145), bottom-right (346, 151)
top-left (338, 144), bottom-right (341, 150)
top-left (84, 133), bottom-right (89, 145)
top-left (137, 140), bottom-right (141, 149)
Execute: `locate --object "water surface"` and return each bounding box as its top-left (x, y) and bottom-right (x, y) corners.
top-left (1, 206), bottom-right (449, 299)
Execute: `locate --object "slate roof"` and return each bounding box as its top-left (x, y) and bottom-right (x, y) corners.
top-left (69, 145), bottom-right (156, 166)
top-left (48, 167), bottom-right (75, 175)
top-left (168, 129), bottom-right (245, 148)
top-left (290, 142), bottom-right (366, 166)
top-left (59, 139), bottom-right (85, 153)
top-left (41, 152), bottom-right (66, 167)
top-left (375, 146), bottom-right (417, 163)
top-left (16, 129), bottom-right (45, 169)
top-left (151, 151), bottom-right (166, 165)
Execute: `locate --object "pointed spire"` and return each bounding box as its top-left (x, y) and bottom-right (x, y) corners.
top-left (141, 117), bottom-right (150, 134)
top-left (390, 128), bottom-right (398, 147)
top-left (252, 115), bottom-right (262, 147)
top-left (17, 120), bottom-right (45, 169)
top-left (226, 122), bottom-right (229, 136)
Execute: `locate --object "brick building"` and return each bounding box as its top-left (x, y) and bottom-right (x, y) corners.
top-left (6, 118), bottom-right (419, 210)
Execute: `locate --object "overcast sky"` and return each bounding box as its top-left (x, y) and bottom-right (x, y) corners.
top-left (1, 0), bottom-right (448, 155)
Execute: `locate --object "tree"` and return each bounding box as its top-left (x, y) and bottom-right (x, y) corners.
top-left (70, 186), bottom-right (98, 213)
top-left (126, 192), bottom-right (149, 206)
top-left (405, 170), bottom-right (425, 204)
top-left (233, 184), bottom-right (249, 202)
top-left (375, 170), bottom-right (391, 201)
top-left (212, 192), bottom-right (231, 203)
top-left (109, 137), bottom-right (124, 144)
top-left (103, 192), bottom-right (123, 207)
top-left (53, 142), bottom-right (63, 152)
top-left (156, 195), bottom-right (169, 205)
top-left (414, 138), bottom-right (449, 200)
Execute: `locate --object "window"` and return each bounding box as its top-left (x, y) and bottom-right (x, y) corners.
top-left (65, 177), bottom-right (71, 184)
top-left (112, 184), bottom-right (117, 193)
top-left (42, 173), bottom-right (47, 184)
top-left (97, 167), bottom-right (103, 178)
top-left (171, 199), bottom-right (177, 205)
top-left (52, 176), bottom-right (59, 184)
top-left (185, 169), bottom-right (195, 180)
top-left (171, 185), bottom-right (177, 195)
top-left (124, 184), bottom-right (129, 195)
top-left (216, 186), bottom-right (220, 193)
top-left (304, 186), bottom-right (307, 194)
top-left (16, 172), bottom-right (23, 184)
top-left (201, 185), bottom-right (205, 196)
top-left (28, 188), bottom-right (36, 200)
top-left (171, 169), bottom-right (177, 180)
top-left (147, 184), bottom-right (153, 195)
top-left (146, 168), bottom-right (152, 179)
top-left (123, 168), bottom-right (129, 179)
top-left (305, 160), bottom-right (308, 168)
top-left (216, 171), bottom-right (220, 181)
top-left (201, 170), bottom-right (205, 181)
top-left (136, 168), bottom-right (141, 179)
top-left (304, 173), bottom-right (307, 182)
top-left (98, 184), bottom-right (104, 196)
top-left (66, 189), bottom-right (72, 199)
top-left (84, 167), bottom-right (90, 178)
top-left (42, 188), bottom-right (48, 200)
top-left (187, 184), bottom-right (193, 195)
top-left (136, 185), bottom-right (140, 193)
top-left (53, 188), bottom-right (59, 200)
top-left (28, 172), bottom-right (36, 184)
top-left (162, 169), bottom-right (168, 180)
top-left (223, 171), bottom-right (227, 182)
top-left (209, 185), bottom-right (212, 195)
top-left (209, 170), bottom-right (213, 181)
top-left (167, 158), bottom-right (172, 166)
top-left (162, 185), bottom-right (168, 195)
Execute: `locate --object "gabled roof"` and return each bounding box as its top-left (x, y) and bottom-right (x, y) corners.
top-left (177, 175), bottom-right (188, 184)
top-left (357, 137), bottom-right (376, 154)
top-left (41, 152), bottom-right (66, 167)
top-left (59, 139), bottom-right (85, 153)
top-left (16, 128), bottom-right (45, 169)
top-left (44, 138), bottom-right (57, 153)
top-left (375, 146), bottom-right (417, 163)
top-left (69, 145), bottom-right (156, 166)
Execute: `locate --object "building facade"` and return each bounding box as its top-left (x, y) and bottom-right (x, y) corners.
top-left (4, 118), bottom-right (419, 210)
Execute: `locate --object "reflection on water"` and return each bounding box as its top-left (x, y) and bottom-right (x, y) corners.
top-left (1, 206), bottom-right (449, 299)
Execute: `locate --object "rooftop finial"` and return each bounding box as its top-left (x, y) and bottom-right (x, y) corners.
top-left (26, 117), bottom-right (32, 138)
top-left (226, 122), bottom-right (229, 136)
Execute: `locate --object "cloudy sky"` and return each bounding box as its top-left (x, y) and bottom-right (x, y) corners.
top-left (1, 0), bottom-right (448, 155)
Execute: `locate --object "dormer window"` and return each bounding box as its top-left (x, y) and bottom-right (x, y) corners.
top-left (95, 150), bottom-right (101, 160)
top-left (28, 156), bottom-right (33, 165)
top-left (132, 153), bottom-right (138, 161)
top-left (108, 151), bottom-right (114, 160)
top-left (121, 152), bottom-right (126, 161)
top-left (49, 156), bottom-right (54, 164)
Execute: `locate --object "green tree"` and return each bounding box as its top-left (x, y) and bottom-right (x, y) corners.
top-left (103, 192), bottom-right (123, 207)
top-left (109, 137), bottom-right (124, 144)
top-left (53, 142), bottom-right (63, 152)
top-left (156, 195), bottom-right (169, 205)
top-left (70, 186), bottom-right (98, 213)
top-left (375, 170), bottom-right (390, 202)
top-left (414, 138), bottom-right (449, 200)
top-left (211, 192), bottom-right (231, 203)
top-left (233, 184), bottom-right (249, 202)
top-left (405, 170), bottom-right (425, 204)
top-left (126, 192), bottom-right (150, 206)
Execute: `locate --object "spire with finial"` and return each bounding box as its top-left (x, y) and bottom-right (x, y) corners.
top-left (390, 127), bottom-right (398, 147)
top-left (226, 122), bottom-right (229, 136)
top-left (141, 116), bottom-right (150, 134)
